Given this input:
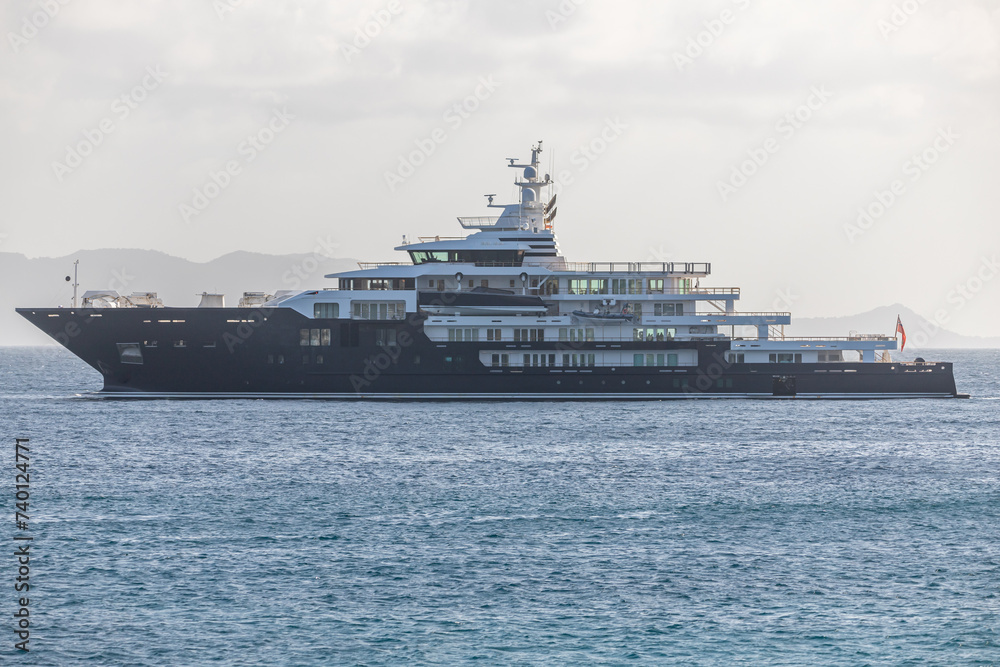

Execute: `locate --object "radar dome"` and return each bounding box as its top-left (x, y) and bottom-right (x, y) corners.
top-left (523, 165), bottom-right (537, 178)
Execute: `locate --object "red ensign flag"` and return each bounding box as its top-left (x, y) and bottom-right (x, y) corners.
top-left (896, 315), bottom-right (906, 351)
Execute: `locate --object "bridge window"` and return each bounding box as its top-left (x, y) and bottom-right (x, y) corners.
top-left (409, 249), bottom-right (524, 265)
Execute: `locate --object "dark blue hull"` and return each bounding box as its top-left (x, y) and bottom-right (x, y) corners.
top-left (17, 307), bottom-right (961, 398)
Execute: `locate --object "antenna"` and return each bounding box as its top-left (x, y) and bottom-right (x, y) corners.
top-left (484, 193), bottom-right (496, 205)
top-left (69, 259), bottom-right (79, 308)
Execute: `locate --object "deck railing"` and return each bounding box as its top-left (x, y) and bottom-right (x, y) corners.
top-left (354, 261), bottom-right (712, 274)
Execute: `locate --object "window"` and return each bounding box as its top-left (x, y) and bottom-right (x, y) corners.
top-left (469, 279), bottom-right (474, 289)
top-left (633, 327), bottom-right (669, 341)
top-left (654, 303), bottom-right (684, 316)
top-left (267, 354), bottom-right (274, 364)
top-left (300, 329), bottom-right (332, 346)
top-left (726, 352), bottom-right (745, 363)
top-left (448, 328), bottom-right (479, 342)
top-left (375, 328), bottom-right (398, 347)
top-left (520, 353), bottom-right (556, 368)
top-left (481, 280), bottom-right (489, 288)
top-left (513, 328), bottom-right (544, 342)
top-left (314, 302), bottom-right (339, 318)
top-left (486, 328), bottom-right (502, 341)
top-left (770, 353), bottom-right (795, 363)
top-left (316, 354), bottom-right (324, 364)
top-left (569, 279), bottom-right (607, 294)
top-left (409, 249), bottom-right (524, 264)
top-left (491, 353), bottom-right (510, 367)
top-left (352, 301), bottom-right (405, 320)
top-left (302, 355), bottom-right (309, 365)
top-left (667, 353), bottom-right (678, 366)
top-left (648, 278), bottom-right (664, 293)
top-left (633, 353), bottom-right (644, 367)
top-left (509, 279), bottom-right (516, 288)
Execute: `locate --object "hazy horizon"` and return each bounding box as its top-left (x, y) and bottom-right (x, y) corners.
top-left (2, 1), bottom-right (997, 336)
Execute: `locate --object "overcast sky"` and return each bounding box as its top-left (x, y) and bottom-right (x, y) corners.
top-left (1, 0), bottom-right (997, 335)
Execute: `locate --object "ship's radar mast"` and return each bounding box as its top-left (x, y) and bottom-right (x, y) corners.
top-left (505, 141), bottom-right (552, 232)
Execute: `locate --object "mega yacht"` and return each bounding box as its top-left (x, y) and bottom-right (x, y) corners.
top-left (19, 142), bottom-right (962, 398)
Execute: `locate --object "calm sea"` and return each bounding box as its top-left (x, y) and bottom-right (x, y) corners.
top-left (1, 347), bottom-right (998, 665)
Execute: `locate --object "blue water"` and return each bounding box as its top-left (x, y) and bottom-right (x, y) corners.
top-left (1, 347), bottom-right (998, 665)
